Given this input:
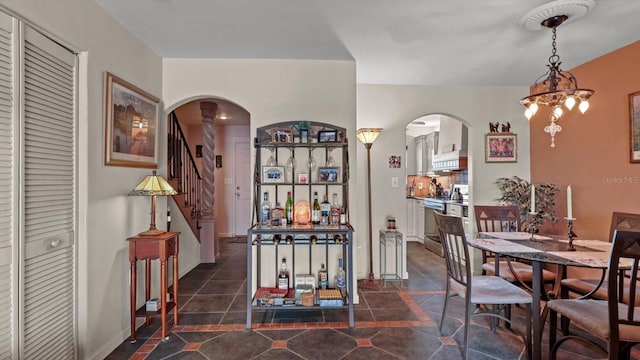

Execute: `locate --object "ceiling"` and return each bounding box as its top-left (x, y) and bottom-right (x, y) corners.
top-left (94, 0), bottom-right (640, 124)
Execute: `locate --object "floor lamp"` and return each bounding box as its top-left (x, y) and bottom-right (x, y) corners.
top-left (357, 128), bottom-right (383, 290)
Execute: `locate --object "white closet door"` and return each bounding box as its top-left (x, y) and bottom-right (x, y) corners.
top-left (21, 26), bottom-right (76, 360)
top-left (0, 12), bottom-right (15, 359)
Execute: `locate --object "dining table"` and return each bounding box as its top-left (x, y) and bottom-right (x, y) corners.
top-left (467, 231), bottom-right (628, 360)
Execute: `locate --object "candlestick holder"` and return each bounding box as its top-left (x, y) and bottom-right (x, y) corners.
top-left (528, 212), bottom-right (538, 240)
top-left (565, 217), bottom-right (577, 251)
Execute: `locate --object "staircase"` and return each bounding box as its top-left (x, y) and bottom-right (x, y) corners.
top-left (168, 111), bottom-right (202, 241)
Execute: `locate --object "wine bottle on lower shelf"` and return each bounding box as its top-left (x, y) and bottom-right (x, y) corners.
top-left (278, 257), bottom-right (289, 291)
top-left (335, 257), bottom-right (346, 292)
top-left (318, 263), bottom-right (328, 289)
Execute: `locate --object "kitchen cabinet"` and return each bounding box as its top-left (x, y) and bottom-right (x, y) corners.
top-left (414, 132), bottom-right (439, 176)
top-left (406, 199), bottom-right (416, 239)
top-left (415, 136), bottom-right (424, 175)
top-left (446, 202), bottom-right (469, 235)
top-left (406, 135), bottom-right (416, 174)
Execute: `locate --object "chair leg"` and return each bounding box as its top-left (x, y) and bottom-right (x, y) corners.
top-left (464, 301), bottom-right (471, 359)
top-left (549, 309), bottom-right (557, 360)
top-left (505, 304), bottom-right (511, 329)
top-left (525, 303), bottom-right (531, 360)
top-left (439, 277), bottom-right (450, 332)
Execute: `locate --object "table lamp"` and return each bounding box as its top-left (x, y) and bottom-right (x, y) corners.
top-left (129, 171), bottom-right (178, 236)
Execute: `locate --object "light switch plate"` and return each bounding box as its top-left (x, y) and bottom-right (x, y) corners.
top-left (391, 177), bottom-right (398, 188)
top-left (224, 177), bottom-right (233, 185)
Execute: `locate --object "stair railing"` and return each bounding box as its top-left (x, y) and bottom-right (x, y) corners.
top-left (168, 111), bottom-right (203, 220)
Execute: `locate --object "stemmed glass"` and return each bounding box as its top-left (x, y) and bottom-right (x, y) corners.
top-left (265, 148), bottom-right (277, 167)
top-left (286, 149), bottom-right (296, 182)
top-left (325, 147), bottom-right (336, 167)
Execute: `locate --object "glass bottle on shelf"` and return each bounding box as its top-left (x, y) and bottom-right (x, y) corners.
top-left (321, 194), bottom-right (330, 225)
top-left (312, 191), bottom-right (321, 225)
top-left (330, 193), bottom-right (340, 225)
top-left (278, 257), bottom-right (289, 291)
top-left (318, 263), bottom-right (328, 290)
top-left (261, 192), bottom-right (271, 226)
top-left (335, 257), bottom-right (346, 292)
top-left (285, 191), bottom-right (293, 225)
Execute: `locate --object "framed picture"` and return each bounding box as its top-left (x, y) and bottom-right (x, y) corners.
top-left (272, 128), bottom-right (293, 143)
top-left (298, 173), bottom-right (309, 184)
top-left (195, 145), bottom-right (203, 158)
top-left (262, 166), bottom-right (286, 183)
top-left (485, 133), bottom-right (517, 163)
top-left (389, 156), bottom-right (401, 168)
top-left (300, 130), bottom-right (308, 143)
top-left (215, 155), bottom-right (222, 168)
top-left (318, 167), bottom-right (339, 183)
top-left (630, 90), bottom-right (640, 163)
top-left (318, 130), bottom-right (337, 143)
top-left (104, 72), bottom-right (160, 168)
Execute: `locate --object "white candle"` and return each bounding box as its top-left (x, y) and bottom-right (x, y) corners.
top-left (567, 185), bottom-right (573, 219)
top-left (530, 184), bottom-right (535, 213)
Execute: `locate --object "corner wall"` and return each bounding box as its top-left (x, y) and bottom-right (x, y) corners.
top-left (531, 40), bottom-right (640, 240)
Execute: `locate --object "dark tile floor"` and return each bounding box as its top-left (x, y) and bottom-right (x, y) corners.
top-left (106, 238), bottom-right (637, 360)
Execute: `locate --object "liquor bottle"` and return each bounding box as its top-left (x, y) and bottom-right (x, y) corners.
top-left (334, 257), bottom-right (346, 292)
top-left (285, 191), bottom-right (293, 225)
top-left (321, 194), bottom-right (331, 225)
top-left (261, 192), bottom-right (271, 226)
top-left (330, 193), bottom-right (340, 225)
top-left (278, 257), bottom-right (289, 291)
top-left (317, 263), bottom-right (328, 289)
top-left (312, 191), bottom-right (321, 224)
top-left (272, 202), bottom-right (284, 226)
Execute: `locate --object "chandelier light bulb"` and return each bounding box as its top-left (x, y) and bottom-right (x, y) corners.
top-left (525, 108), bottom-right (533, 120)
top-left (579, 100), bottom-right (589, 114)
top-left (565, 96), bottom-right (576, 110)
top-left (529, 103), bottom-right (538, 116)
top-left (553, 106), bottom-right (563, 118)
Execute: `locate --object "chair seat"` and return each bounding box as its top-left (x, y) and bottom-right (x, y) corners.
top-left (561, 277), bottom-right (640, 305)
top-left (547, 299), bottom-right (640, 343)
top-left (483, 260), bottom-right (556, 283)
top-left (450, 275), bottom-right (532, 305)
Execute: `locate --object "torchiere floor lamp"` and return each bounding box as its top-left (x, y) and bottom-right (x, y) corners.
top-left (357, 128), bottom-right (383, 290)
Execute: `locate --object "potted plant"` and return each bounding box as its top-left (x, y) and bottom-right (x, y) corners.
top-left (495, 176), bottom-right (559, 232)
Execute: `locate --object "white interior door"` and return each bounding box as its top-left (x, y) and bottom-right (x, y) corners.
top-left (234, 140), bottom-right (250, 236)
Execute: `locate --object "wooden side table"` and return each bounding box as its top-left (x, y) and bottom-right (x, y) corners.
top-left (127, 231), bottom-right (180, 342)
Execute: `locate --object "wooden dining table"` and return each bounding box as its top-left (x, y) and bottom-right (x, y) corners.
top-left (467, 231), bottom-right (624, 360)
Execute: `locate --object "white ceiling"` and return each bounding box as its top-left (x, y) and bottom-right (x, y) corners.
top-left (94, 0), bottom-right (640, 124)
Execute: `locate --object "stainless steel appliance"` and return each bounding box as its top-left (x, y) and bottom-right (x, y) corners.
top-left (423, 197), bottom-right (445, 256)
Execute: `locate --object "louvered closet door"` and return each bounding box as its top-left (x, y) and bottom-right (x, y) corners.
top-left (0, 12), bottom-right (15, 359)
top-left (21, 27), bottom-right (76, 360)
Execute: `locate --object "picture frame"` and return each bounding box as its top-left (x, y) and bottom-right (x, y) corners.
top-left (629, 90), bottom-right (640, 163)
top-left (389, 156), bottom-right (401, 168)
top-left (300, 130), bottom-right (308, 143)
top-left (272, 128), bottom-right (293, 143)
top-left (195, 145), bottom-right (203, 158)
top-left (104, 72), bottom-right (160, 168)
top-left (485, 133), bottom-right (517, 163)
top-left (262, 166), bottom-right (286, 183)
top-left (298, 173), bottom-right (309, 184)
top-left (318, 130), bottom-right (337, 143)
top-left (318, 167), bottom-right (339, 183)
top-left (215, 155), bottom-right (222, 168)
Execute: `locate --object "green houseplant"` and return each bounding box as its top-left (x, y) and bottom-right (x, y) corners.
top-left (495, 176), bottom-right (559, 232)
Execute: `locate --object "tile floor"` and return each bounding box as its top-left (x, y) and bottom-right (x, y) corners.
top-left (106, 238), bottom-right (636, 360)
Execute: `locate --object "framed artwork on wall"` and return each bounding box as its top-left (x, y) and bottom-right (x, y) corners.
top-left (485, 133), bottom-right (517, 163)
top-left (629, 90), bottom-right (640, 163)
top-left (104, 72), bottom-right (160, 168)
top-left (262, 166), bottom-right (286, 183)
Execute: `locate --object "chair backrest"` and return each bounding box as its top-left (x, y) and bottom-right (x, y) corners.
top-left (474, 205), bottom-right (521, 233)
top-left (609, 211), bottom-right (640, 242)
top-left (607, 230), bottom-right (640, 341)
top-left (435, 212), bottom-right (471, 290)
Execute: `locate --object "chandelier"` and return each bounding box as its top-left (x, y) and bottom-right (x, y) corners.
top-left (520, 14), bottom-right (594, 147)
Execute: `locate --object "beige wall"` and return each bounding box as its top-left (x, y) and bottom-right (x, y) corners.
top-left (356, 84), bottom-right (530, 275)
top-left (0, 0), bottom-right (166, 358)
top-left (531, 40), bottom-right (640, 240)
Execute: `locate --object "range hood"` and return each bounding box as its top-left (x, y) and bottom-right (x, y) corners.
top-left (432, 150), bottom-right (467, 171)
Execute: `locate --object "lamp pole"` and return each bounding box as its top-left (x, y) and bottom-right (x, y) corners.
top-left (357, 128), bottom-right (383, 290)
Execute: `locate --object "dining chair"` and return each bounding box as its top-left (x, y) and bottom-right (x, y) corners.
top-left (560, 211), bottom-right (640, 303)
top-left (474, 205), bottom-right (556, 291)
top-left (435, 212), bottom-right (532, 359)
top-left (547, 229), bottom-right (640, 360)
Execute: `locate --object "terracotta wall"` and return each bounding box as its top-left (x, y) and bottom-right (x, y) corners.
top-left (531, 40), bottom-right (640, 241)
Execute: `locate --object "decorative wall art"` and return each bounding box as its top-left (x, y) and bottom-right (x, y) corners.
top-left (262, 166), bottom-right (286, 183)
top-left (485, 133), bottom-right (517, 163)
top-left (389, 156), bottom-right (401, 168)
top-left (630, 90), bottom-right (640, 163)
top-left (104, 72), bottom-right (160, 168)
